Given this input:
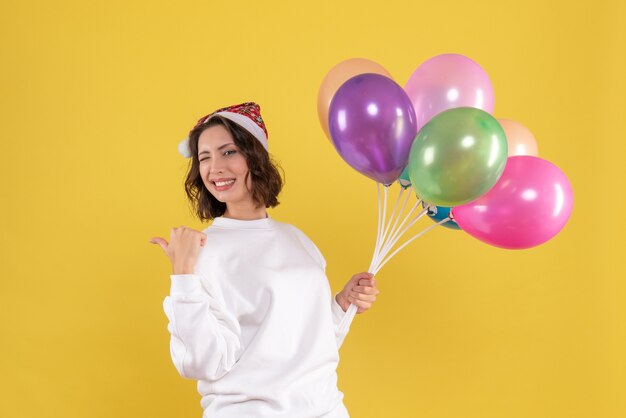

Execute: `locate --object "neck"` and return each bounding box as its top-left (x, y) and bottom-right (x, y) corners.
top-left (223, 201), bottom-right (268, 221)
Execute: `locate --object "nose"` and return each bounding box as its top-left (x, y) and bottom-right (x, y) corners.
top-left (208, 157), bottom-right (225, 174)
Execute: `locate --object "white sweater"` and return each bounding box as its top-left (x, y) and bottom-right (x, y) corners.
top-left (162, 215), bottom-right (353, 418)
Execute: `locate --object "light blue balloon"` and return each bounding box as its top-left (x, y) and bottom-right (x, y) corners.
top-left (422, 201), bottom-right (460, 230)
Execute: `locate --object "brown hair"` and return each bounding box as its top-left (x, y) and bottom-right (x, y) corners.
top-left (183, 115), bottom-right (284, 221)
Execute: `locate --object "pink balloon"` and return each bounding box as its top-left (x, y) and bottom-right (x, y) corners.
top-left (405, 53), bottom-right (495, 131)
top-left (452, 156), bottom-right (573, 249)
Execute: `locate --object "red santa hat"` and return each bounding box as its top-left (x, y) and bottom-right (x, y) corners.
top-left (178, 102), bottom-right (268, 158)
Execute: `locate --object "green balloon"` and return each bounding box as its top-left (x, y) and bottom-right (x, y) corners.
top-left (408, 107), bottom-right (508, 207)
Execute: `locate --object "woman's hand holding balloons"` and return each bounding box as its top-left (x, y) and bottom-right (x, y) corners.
top-left (336, 272), bottom-right (380, 314)
top-left (149, 227), bottom-right (207, 274)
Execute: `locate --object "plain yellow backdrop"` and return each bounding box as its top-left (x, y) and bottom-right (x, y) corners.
top-left (1, 0), bottom-right (624, 417)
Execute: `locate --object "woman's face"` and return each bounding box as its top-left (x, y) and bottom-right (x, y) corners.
top-left (197, 124), bottom-right (253, 205)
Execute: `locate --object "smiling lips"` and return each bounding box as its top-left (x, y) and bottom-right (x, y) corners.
top-left (212, 178), bottom-right (236, 191)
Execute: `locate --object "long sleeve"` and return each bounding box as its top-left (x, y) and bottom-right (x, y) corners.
top-left (163, 274), bottom-right (244, 381)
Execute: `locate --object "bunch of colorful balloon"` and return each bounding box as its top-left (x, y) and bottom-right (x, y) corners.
top-left (318, 55), bottom-right (573, 320)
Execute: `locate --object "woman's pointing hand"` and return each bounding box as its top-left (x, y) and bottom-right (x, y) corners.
top-left (149, 226), bottom-right (206, 274)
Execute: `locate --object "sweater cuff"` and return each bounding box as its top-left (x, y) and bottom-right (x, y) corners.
top-left (331, 292), bottom-right (347, 323)
top-left (170, 274), bottom-right (202, 295)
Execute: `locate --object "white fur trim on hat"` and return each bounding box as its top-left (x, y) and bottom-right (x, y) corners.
top-left (178, 111), bottom-right (268, 158)
top-left (178, 137), bottom-right (192, 158)
top-left (209, 111), bottom-right (268, 150)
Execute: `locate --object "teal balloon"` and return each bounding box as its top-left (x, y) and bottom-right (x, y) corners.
top-left (408, 107), bottom-right (508, 206)
top-left (421, 202), bottom-right (460, 230)
top-left (398, 165), bottom-right (411, 188)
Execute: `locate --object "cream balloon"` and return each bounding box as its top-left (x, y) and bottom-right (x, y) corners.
top-left (317, 58), bottom-right (392, 141)
top-left (498, 118), bottom-right (539, 156)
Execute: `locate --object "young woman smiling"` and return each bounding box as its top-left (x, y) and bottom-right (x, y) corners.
top-left (150, 102), bottom-right (379, 418)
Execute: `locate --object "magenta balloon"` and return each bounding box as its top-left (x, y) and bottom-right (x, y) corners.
top-left (328, 73), bottom-right (418, 185)
top-left (405, 53), bottom-right (495, 131)
top-left (452, 156), bottom-right (573, 249)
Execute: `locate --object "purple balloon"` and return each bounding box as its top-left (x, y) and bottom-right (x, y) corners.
top-left (405, 53), bottom-right (495, 132)
top-left (452, 156), bottom-right (573, 249)
top-left (328, 73), bottom-right (417, 185)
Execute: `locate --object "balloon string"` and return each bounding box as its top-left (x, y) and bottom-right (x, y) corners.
top-left (346, 182), bottom-right (384, 334)
top-left (373, 207), bottom-right (429, 271)
top-left (378, 185), bottom-right (389, 260)
top-left (373, 217), bottom-right (451, 276)
top-left (339, 303), bottom-right (358, 333)
top-left (373, 185), bottom-right (404, 266)
top-left (368, 183), bottom-right (383, 273)
top-left (374, 195), bottom-right (423, 269)
top-left (374, 188), bottom-right (412, 268)
top-left (369, 184), bottom-right (388, 271)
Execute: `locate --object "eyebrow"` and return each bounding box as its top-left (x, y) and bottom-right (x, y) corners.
top-left (198, 143), bottom-right (235, 156)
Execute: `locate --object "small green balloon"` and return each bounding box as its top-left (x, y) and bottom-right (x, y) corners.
top-left (408, 107), bottom-right (508, 206)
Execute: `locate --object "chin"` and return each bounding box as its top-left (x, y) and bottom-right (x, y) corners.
top-left (211, 189), bottom-right (245, 205)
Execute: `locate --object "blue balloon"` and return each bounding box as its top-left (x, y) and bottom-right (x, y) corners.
top-left (421, 201), bottom-right (460, 230)
top-left (398, 165), bottom-right (411, 189)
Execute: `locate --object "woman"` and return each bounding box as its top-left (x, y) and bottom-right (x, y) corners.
top-left (150, 102), bottom-right (380, 417)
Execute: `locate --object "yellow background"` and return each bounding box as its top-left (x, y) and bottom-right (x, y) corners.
top-left (1, 0), bottom-right (624, 417)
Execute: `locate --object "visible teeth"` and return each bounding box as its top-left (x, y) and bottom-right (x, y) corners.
top-left (215, 180), bottom-right (235, 187)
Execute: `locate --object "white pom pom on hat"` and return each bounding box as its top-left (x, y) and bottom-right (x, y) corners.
top-left (178, 102), bottom-right (268, 158)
